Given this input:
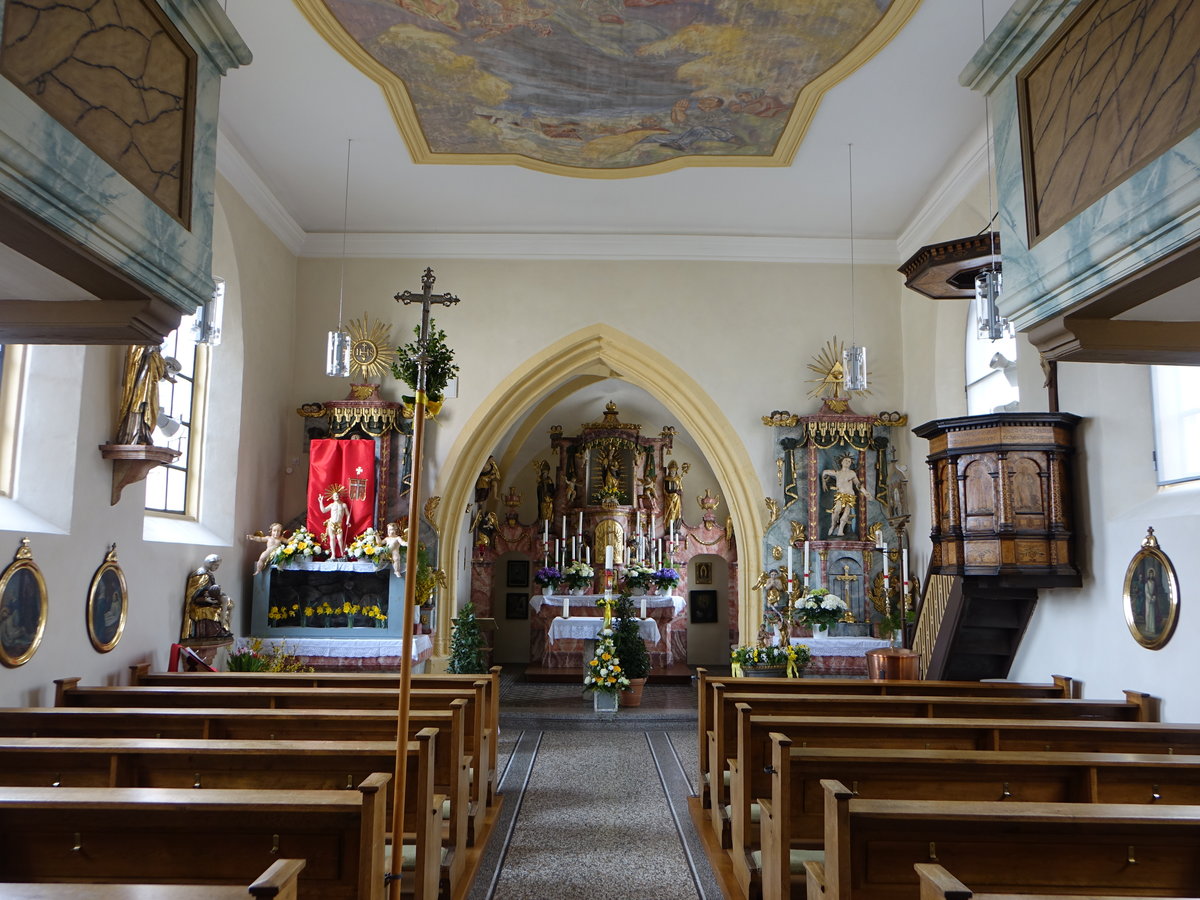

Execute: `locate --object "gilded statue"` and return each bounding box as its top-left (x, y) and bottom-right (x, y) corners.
top-left (598, 445), bottom-right (622, 495)
top-left (663, 459), bottom-right (687, 525)
top-left (180, 554), bottom-right (231, 641)
top-left (751, 568), bottom-right (786, 606)
top-left (246, 523), bottom-right (283, 575)
top-left (475, 456), bottom-right (501, 504)
top-left (637, 475), bottom-right (657, 512)
top-left (822, 454), bottom-right (864, 537)
top-left (319, 484), bottom-right (351, 559)
top-left (115, 344), bottom-right (176, 445)
top-left (535, 459), bottom-right (555, 521)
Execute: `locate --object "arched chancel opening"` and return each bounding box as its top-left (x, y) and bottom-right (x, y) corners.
top-left (430, 324), bottom-right (764, 656)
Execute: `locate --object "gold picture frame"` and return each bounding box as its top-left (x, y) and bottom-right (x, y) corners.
top-left (0, 537), bottom-right (48, 667)
top-left (87, 543), bottom-right (127, 653)
top-left (1123, 527), bottom-right (1179, 650)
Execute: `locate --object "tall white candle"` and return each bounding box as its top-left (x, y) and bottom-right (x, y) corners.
top-left (901, 548), bottom-right (909, 592)
top-left (803, 540), bottom-right (811, 587)
top-left (640, 596), bottom-right (647, 618)
top-left (605, 545), bottom-right (613, 570)
top-left (563, 596), bottom-right (570, 619)
top-left (562, 515), bottom-right (567, 539)
top-left (788, 546), bottom-right (794, 585)
top-left (578, 511), bottom-right (584, 536)
top-left (543, 520), bottom-right (549, 543)
top-left (650, 514), bottom-right (656, 540)
top-left (882, 543), bottom-right (890, 593)
top-left (556, 538), bottom-right (561, 567)
top-left (586, 545), bottom-right (591, 565)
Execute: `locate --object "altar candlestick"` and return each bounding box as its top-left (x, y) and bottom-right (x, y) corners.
top-left (803, 540), bottom-right (811, 587)
top-left (640, 596), bottom-right (648, 618)
top-left (578, 511), bottom-right (584, 536)
top-left (563, 596), bottom-right (570, 619)
top-left (882, 543), bottom-right (890, 594)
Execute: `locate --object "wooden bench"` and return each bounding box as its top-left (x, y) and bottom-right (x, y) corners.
top-left (695, 669), bottom-right (1079, 809)
top-left (0, 732), bottom-right (462, 897)
top-left (53, 678), bottom-right (496, 840)
top-left (726, 706), bottom-right (1200, 897)
top-left (128, 665), bottom-right (502, 799)
top-left (752, 735), bottom-right (1200, 900)
top-left (707, 686), bottom-right (1159, 848)
top-left (0, 776), bottom-right (395, 900)
top-left (0, 859), bottom-right (306, 899)
top-left (914, 863), bottom-right (1200, 900)
top-left (793, 779), bottom-right (1200, 900)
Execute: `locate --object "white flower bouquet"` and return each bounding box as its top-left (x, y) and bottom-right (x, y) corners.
top-left (269, 526), bottom-right (322, 568)
top-left (793, 587), bottom-right (851, 632)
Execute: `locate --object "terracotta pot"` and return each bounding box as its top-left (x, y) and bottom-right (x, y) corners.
top-left (620, 677), bottom-right (648, 706)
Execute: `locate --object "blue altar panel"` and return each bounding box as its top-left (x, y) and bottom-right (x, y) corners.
top-left (250, 561), bottom-right (408, 638)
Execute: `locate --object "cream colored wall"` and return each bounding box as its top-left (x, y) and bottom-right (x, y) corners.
top-left (291, 257), bottom-right (905, 643)
top-left (0, 178), bottom-right (297, 705)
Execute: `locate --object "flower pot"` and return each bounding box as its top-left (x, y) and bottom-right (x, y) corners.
top-left (541, 586), bottom-right (555, 597)
top-left (593, 690), bottom-right (618, 714)
top-left (629, 586), bottom-right (646, 597)
top-left (569, 587), bottom-right (586, 596)
top-left (620, 677), bottom-right (647, 707)
top-left (740, 665), bottom-right (789, 678)
top-left (807, 625), bottom-right (829, 640)
top-left (657, 586), bottom-right (673, 596)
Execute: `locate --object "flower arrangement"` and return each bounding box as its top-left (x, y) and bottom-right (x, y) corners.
top-left (534, 566), bottom-right (563, 589)
top-left (730, 642), bottom-right (810, 677)
top-left (269, 526), bottom-right (322, 568)
top-left (652, 566), bottom-right (681, 592)
top-left (584, 626), bottom-right (630, 694)
top-left (346, 528), bottom-right (387, 567)
top-left (561, 560), bottom-right (595, 592)
top-left (622, 563), bottom-right (656, 591)
top-left (793, 587), bottom-right (851, 633)
top-left (226, 637), bottom-right (312, 673)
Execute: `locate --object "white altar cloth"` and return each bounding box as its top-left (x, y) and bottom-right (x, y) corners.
top-left (276, 560), bottom-right (391, 574)
top-left (238, 635), bottom-right (432, 661)
top-left (790, 636), bottom-right (890, 657)
top-left (548, 616), bottom-right (661, 644)
top-left (530, 593), bottom-right (684, 615)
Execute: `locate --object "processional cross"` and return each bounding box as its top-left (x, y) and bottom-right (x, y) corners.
top-left (387, 266), bottom-right (460, 900)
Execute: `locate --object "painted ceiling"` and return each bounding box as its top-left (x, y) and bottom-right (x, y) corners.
top-left (297, 0), bottom-right (917, 177)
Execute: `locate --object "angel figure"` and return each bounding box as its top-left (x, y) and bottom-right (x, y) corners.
top-left (383, 521), bottom-right (408, 576)
top-left (751, 568), bottom-right (786, 606)
top-left (246, 523), bottom-right (283, 575)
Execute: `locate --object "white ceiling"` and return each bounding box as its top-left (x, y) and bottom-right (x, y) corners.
top-left (216, 0), bottom-right (1014, 260)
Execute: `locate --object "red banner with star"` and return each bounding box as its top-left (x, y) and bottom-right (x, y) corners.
top-left (307, 438), bottom-right (377, 543)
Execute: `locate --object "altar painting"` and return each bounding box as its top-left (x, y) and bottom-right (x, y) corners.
top-left (304, 0), bottom-right (914, 173)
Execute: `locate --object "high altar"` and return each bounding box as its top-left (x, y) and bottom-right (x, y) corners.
top-left (468, 401), bottom-right (738, 672)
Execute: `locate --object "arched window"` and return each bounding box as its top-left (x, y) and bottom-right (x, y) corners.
top-left (964, 314), bottom-right (1018, 415)
top-left (1151, 365), bottom-right (1200, 485)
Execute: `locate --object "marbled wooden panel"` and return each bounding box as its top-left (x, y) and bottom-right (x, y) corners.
top-left (1, 0), bottom-right (195, 223)
top-left (1018, 0), bottom-right (1200, 241)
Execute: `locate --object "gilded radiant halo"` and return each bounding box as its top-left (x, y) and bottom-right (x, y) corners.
top-left (346, 314), bottom-right (395, 382)
top-left (807, 337), bottom-right (871, 402)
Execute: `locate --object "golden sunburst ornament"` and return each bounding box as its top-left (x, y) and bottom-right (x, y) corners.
top-left (807, 337), bottom-right (871, 403)
top-left (346, 314), bottom-right (395, 382)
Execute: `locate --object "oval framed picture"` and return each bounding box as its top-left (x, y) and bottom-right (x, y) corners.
top-left (0, 538), bottom-right (48, 667)
top-left (1122, 527), bottom-right (1179, 650)
top-left (87, 544), bottom-right (127, 653)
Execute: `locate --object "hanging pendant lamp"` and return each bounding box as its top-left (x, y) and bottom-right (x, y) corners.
top-left (326, 139), bottom-right (353, 377)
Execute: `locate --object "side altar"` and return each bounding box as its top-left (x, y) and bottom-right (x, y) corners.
top-left (250, 560), bottom-right (409, 638)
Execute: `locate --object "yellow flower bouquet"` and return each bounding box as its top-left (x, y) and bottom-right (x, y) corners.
top-left (269, 526), bottom-right (322, 568)
top-left (584, 627), bottom-right (630, 695)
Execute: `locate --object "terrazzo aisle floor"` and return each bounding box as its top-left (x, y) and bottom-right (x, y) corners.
top-left (468, 678), bottom-right (718, 900)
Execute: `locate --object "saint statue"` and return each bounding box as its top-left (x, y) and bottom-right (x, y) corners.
top-left (598, 445), bottom-right (621, 495)
top-left (115, 344), bottom-right (176, 445)
top-left (180, 554), bottom-right (231, 641)
top-left (319, 484), bottom-right (351, 559)
top-left (475, 456), bottom-right (501, 504)
top-left (663, 459), bottom-right (687, 525)
top-left (535, 460), bottom-right (555, 521)
top-left (822, 454), bottom-right (864, 537)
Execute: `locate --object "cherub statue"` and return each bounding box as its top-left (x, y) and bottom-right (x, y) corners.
top-left (319, 484), bottom-right (351, 559)
top-left (751, 568), bottom-right (786, 606)
top-left (181, 554), bottom-right (231, 641)
top-left (246, 523), bottom-right (284, 575)
top-left (383, 521), bottom-right (407, 577)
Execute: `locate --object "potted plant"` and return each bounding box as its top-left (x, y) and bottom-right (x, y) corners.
top-left (584, 624), bottom-right (629, 713)
top-left (534, 565), bottom-right (563, 596)
top-left (448, 602), bottom-right (487, 674)
top-left (793, 587), bottom-right (850, 638)
top-left (561, 560), bottom-right (594, 595)
top-left (622, 563), bottom-right (656, 595)
top-left (612, 594), bottom-right (651, 706)
top-left (730, 642), bottom-right (809, 678)
top-left (391, 318), bottom-right (459, 417)
top-left (651, 566), bottom-right (681, 595)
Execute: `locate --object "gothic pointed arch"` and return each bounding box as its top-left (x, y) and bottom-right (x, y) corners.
top-left (431, 323), bottom-right (763, 649)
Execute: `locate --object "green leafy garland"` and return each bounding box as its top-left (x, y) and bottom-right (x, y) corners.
top-left (391, 319), bottom-right (460, 402)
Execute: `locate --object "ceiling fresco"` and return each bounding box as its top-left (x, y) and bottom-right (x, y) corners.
top-left (297, 0), bottom-right (918, 177)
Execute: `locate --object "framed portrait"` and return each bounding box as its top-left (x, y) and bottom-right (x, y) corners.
top-left (0, 538), bottom-right (48, 667)
top-left (505, 592), bottom-right (529, 620)
top-left (87, 544), bottom-right (128, 653)
top-left (695, 562), bottom-right (713, 585)
top-left (1123, 527), bottom-right (1179, 650)
top-left (690, 589), bottom-right (718, 624)
top-left (506, 559), bottom-right (529, 588)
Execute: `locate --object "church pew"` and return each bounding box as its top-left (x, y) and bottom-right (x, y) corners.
top-left (751, 735), bottom-right (1200, 900)
top-left (795, 781), bottom-right (1200, 900)
top-left (914, 863), bottom-right (1200, 900)
top-left (1, 859), bottom-right (306, 899)
top-left (128, 665), bottom-right (502, 799)
top-left (706, 684), bottom-right (1158, 847)
top-left (0, 703), bottom-right (484, 844)
top-left (728, 704), bottom-right (1200, 895)
top-left (695, 668), bottom-right (1079, 810)
top-left (0, 732), bottom-right (463, 897)
top-left (53, 678), bottom-right (495, 839)
top-left (0, 774), bottom-right (397, 900)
